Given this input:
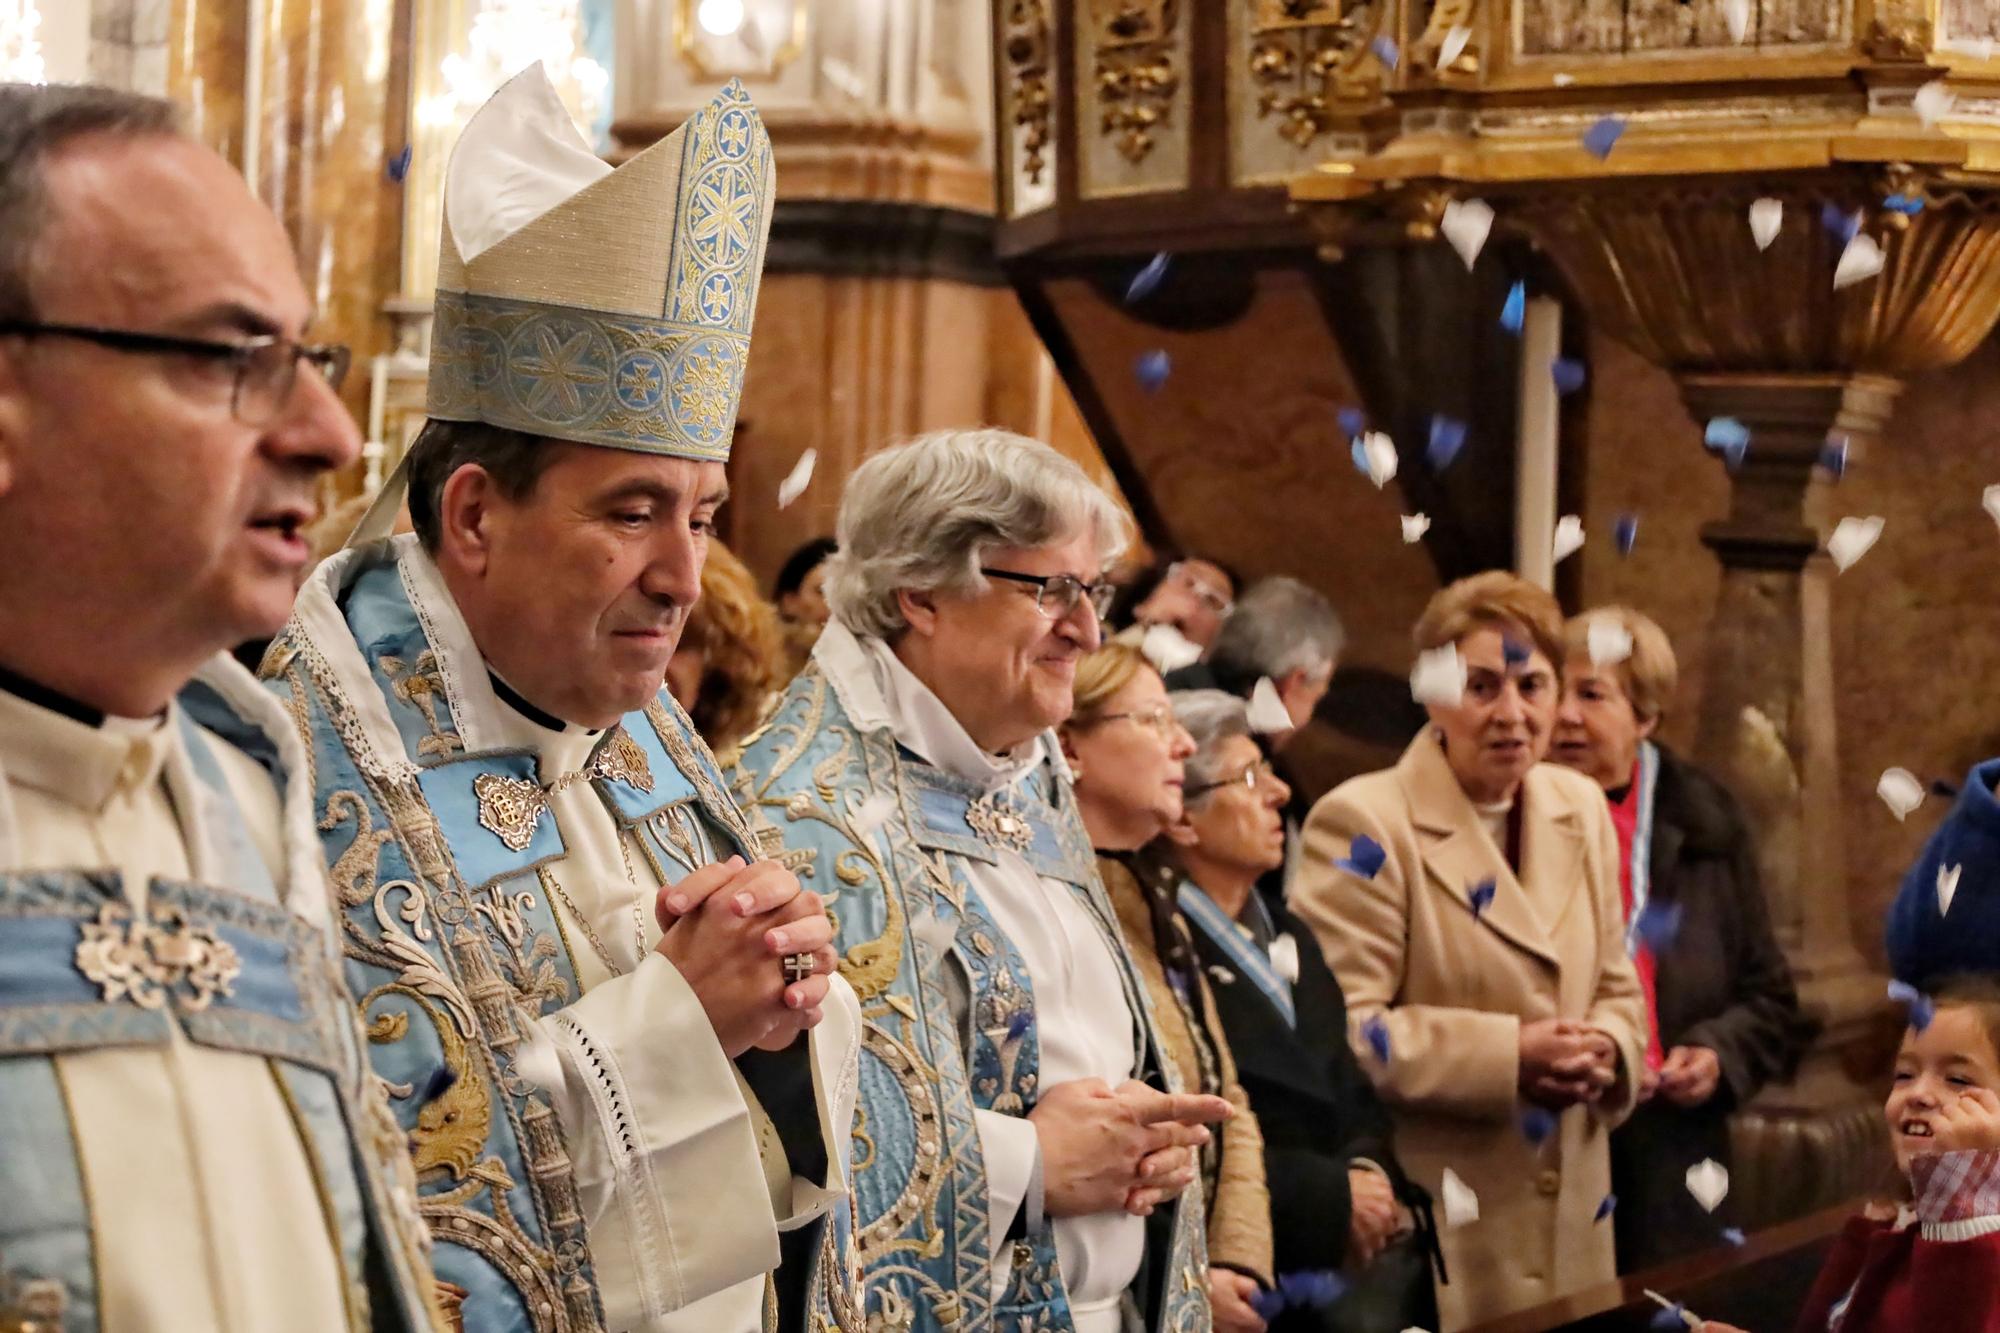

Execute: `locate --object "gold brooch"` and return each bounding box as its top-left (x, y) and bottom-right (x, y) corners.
top-left (594, 728), bottom-right (654, 793)
top-left (965, 794), bottom-right (1034, 855)
top-left (74, 904), bottom-right (242, 1012)
top-left (473, 773), bottom-right (550, 853)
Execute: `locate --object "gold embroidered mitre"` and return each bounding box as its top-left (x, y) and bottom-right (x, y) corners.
top-left (426, 65), bottom-right (774, 462)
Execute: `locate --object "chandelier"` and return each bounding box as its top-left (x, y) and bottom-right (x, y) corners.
top-left (416, 0), bottom-right (608, 137)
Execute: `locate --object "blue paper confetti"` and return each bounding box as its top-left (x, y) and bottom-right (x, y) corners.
top-left (1885, 192), bottom-right (1925, 217)
top-left (1007, 1009), bottom-right (1033, 1041)
top-left (1721, 1227), bottom-right (1748, 1247)
top-left (386, 144), bottom-right (414, 183)
top-left (1932, 778), bottom-right (1961, 800)
top-left (1818, 435), bottom-right (1849, 479)
top-left (1339, 834), bottom-right (1388, 880)
top-left (1350, 436), bottom-right (1372, 477)
top-left (1633, 899), bottom-right (1684, 954)
top-left (1371, 35), bottom-right (1401, 70)
top-left (1125, 252), bottom-right (1172, 304)
top-left (1581, 115), bottom-right (1626, 160)
top-left (1650, 1303), bottom-right (1691, 1332)
top-left (1249, 1288), bottom-right (1285, 1322)
top-left (1427, 414), bottom-right (1468, 470)
top-left (1502, 635), bottom-right (1530, 668)
top-left (1338, 406), bottom-right (1368, 439)
top-left (1552, 357), bottom-right (1588, 395)
top-left (418, 1064), bottom-right (458, 1105)
top-left (1136, 349), bottom-right (1171, 393)
top-left (1820, 202), bottom-right (1861, 243)
top-left (1520, 1104), bottom-right (1557, 1146)
top-left (1595, 1193), bottom-right (1617, 1223)
top-left (1277, 1269), bottom-right (1349, 1310)
top-left (1615, 511), bottom-right (1640, 557)
top-left (1363, 1014), bottom-right (1393, 1065)
top-left (1470, 877), bottom-right (1498, 919)
top-left (1500, 281), bottom-right (1526, 334)
top-left (1704, 416), bottom-right (1750, 470)
top-left (1888, 979), bottom-right (1935, 1033)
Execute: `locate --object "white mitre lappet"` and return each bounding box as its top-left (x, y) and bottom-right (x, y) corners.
top-left (352, 60), bottom-right (773, 541)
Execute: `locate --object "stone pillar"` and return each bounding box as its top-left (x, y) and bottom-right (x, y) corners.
top-left (1676, 372), bottom-right (1903, 1225)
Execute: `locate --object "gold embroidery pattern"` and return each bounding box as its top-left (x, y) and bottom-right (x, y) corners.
top-left (593, 728), bottom-right (653, 793)
top-left (74, 903), bottom-right (242, 1011)
top-left (380, 649), bottom-right (465, 758)
top-left (474, 774), bottom-right (550, 853)
top-left (964, 794), bottom-right (1034, 856)
top-left (0, 1251), bottom-right (65, 1333)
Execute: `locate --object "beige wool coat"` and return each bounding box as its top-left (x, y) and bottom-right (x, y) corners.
top-left (1290, 734), bottom-right (1647, 1332)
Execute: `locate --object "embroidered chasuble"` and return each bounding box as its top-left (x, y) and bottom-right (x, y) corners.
top-left (0, 657), bottom-right (439, 1333)
top-left (729, 622), bottom-right (1214, 1333)
top-left (259, 535), bottom-right (863, 1333)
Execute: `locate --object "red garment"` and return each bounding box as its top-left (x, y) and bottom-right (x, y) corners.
top-left (1794, 1151), bottom-right (2000, 1333)
top-left (1606, 769), bottom-right (1664, 1072)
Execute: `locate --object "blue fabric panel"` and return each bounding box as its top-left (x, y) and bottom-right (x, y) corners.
top-left (0, 1058), bottom-right (99, 1330)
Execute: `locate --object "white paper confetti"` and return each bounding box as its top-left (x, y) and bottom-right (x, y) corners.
top-left (1983, 484), bottom-right (2000, 533)
top-left (1587, 617), bottom-right (1634, 668)
top-left (1411, 644), bottom-right (1468, 709)
top-left (1878, 768), bottom-right (1926, 821)
top-left (1440, 24), bottom-right (1473, 68)
top-left (1361, 431), bottom-right (1398, 488)
top-left (1441, 198), bottom-right (1495, 270)
top-left (1401, 513), bottom-right (1432, 543)
top-left (1827, 515), bottom-right (1884, 572)
top-left (1939, 862), bottom-right (1963, 918)
top-left (1248, 677), bottom-right (1294, 734)
top-left (852, 791), bottom-right (897, 837)
top-left (1552, 514), bottom-right (1586, 564)
top-left (1834, 232), bottom-right (1885, 290)
top-left (1441, 1168), bottom-right (1480, 1228)
top-left (1552, 72), bottom-right (1576, 87)
top-left (1138, 622), bottom-right (1203, 675)
top-left (1750, 198), bottom-right (1783, 251)
top-left (1685, 1158), bottom-right (1729, 1213)
top-left (1269, 933), bottom-right (1300, 984)
top-left (1724, 0), bottom-right (1752, 43)
top-left (1914, 79), bottom-right (1956, 129)
top-left (777, 448), bottom-right (817, 509)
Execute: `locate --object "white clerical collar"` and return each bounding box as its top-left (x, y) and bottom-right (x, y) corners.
top-left (813, 620), bottom-right (1044, 793)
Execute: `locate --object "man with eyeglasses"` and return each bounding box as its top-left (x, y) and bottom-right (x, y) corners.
top-left (730, 428), bottom-right (1234, 1333)
top-left (0, 84), bottom-right (440, 1330)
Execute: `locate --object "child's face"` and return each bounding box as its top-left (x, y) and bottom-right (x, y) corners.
top-left (1887, 1005), bottom-right (2000, 1173)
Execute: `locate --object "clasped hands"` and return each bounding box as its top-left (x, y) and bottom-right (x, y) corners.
top-left (1029, 1078), bottom-right (1235, 1220)
top-left (1519, 1018), bottom-right (1621, 1110)
top-left (652, 855), bottom-right (840, 1058)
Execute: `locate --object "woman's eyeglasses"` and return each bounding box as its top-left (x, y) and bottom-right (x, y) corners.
top-left (1091, 702), bottom-right (1180, 739)
top-left (1184, 758), bottom-right (1275, 799)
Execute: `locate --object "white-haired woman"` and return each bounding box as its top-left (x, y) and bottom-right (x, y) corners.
top-left (730, 430), bottom-right (1232, 1333)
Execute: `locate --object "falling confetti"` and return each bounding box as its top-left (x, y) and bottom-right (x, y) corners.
top-left (1889, 979), bottom-right (1936, 1032)
top-left (1278, 1270), bottom-right (1349, 1310)
top-left (1440, 24), bottom-right (1474, 68)
top-left (1552, 357), bottom-right (1587, 395)
top-left (1411, 644), bottom-right (1468, 707)
top-left (1136, 349), bottom-right (1171, 393)
top-left (1820, 202), bottom-right (1861, 243)
top-left (1401, 513), bottom-right (1432, 543)
top-left (418, 1064), bottom-right (458, 1105)
top-left (1750, 198), bottom-right (1783, 250)
top-left (1914, 79), bottom-right (1956, 129)
top-left (1938, 862), bottom-right (1962, 918)
top-left (1552, 514), bottom-right (1586, 564)
top-left (1520, 1105), bottom-right (1558, 1146)
top-left (1722, 1227), bottom-right (1748, 1247)
top-left (1645, 1290), bottom-right (1701, 1331)
top-left (1877, 767), bottom-right (1925, 820)
top-left (1502, 635), bottom-right (1531, 669)
top-left (1248, 677), bottom-right (1294, 734)
top-left (1140, 622), bottom-right (1203, 675)
top-left (1819, 435), bottom-right (1849, 480)
top-left (1581, 115), bottom-right (1626, 160)
top-left (1595, 1193), bottom-right (1617, 1223)
top-left (1372, 35), bottom-right (1401, 69)
top-left (1552, 72), bottom-right (1576, 87)
top-left (1269, 933), bottom-right (1300, 983)
top-left (386, 144), bottom-right (414, 183)
top-left (1835, 233), bottom-right (1885, 290)
top-left (1338, 406), bottom-right (1368, 439)
top-left (1359, 432), bottom-right (1399, 488)
top-left (1125, 252), bottom-right (1171, 304)
top-left (777, 448), bottom-right (818, 509)
top-left (1441, 1169), bottom-right (1480, 1227)
top-left (1588, 617), bottom-right (1634, 668)
top-left (1686, 1158), bottom-right (1729, 1213)
top-left (1340, 834), bottom-right (1388, 880)
top-left (1427, 415), bottom-right (1468, 470)
top-left (1500, 281), bottom-right (1526, 334)
top-left (1633, 900), bottom-right (1684, 954)
top-left (1827, 515), bottom-right (1884, 572)
top-left (1441, 198), bottom-right (1495, 269)
top-left (1884, 192), bottom-right (1924, 217)
top-left (1724, 0), bottom-right (1752, 42)
top-left (1705, 417), bottom-right (1751, 452)
top-left (853, 791), bottom-right (898, 837)
top-left (1469, 877), bottom-right (1498, 919)
top-left (1363, 1013), bottom-right (1393, 1064)
top-left (1984, 484), bottom-right (2000, 533)
top-left (1615, 512), bottom-right (1640, 556)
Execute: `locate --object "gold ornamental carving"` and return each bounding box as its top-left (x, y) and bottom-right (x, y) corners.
top-left (1004, 0), bottom-right (1056, 185)
top-left (1248, 0), bottom-right (1389, 148)
top-left (1092, 1), bottom-right (1182, 165)
top-left (1865, 0), bottom-right (1933, 59)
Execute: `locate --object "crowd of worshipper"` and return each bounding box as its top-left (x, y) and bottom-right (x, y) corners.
top-left (5, 65), bottom-right (2000, 1333)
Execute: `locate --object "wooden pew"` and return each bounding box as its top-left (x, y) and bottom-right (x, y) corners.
top-left (1459, 1201), bottom-right (1855, 1333)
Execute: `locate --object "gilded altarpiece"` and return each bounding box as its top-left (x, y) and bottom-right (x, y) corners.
top-left (1076, 0), bottom-right (1191, 198)
top-left (999, 1), bottom-right (1058, 216)
top-left (1944, 0), bottom-right (2000, 47)
top-left (1229, 0), bottom-right (1388, 186)
top-left (1515, 0), bottom-right (1848, 55)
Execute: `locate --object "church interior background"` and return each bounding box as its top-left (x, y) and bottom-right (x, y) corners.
top-left (12, 0), bottom-right (2000, 1271)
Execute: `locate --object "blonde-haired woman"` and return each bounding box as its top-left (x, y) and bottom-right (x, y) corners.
top-left (665, 538), bottom-right (785, 753)
top-left (1291, 571), bottom-right (1646, 1331)
top-left (1552, 605), bottom-right (1812, 1272)
top-left (1062, 642), bottom-right (1275, 1332)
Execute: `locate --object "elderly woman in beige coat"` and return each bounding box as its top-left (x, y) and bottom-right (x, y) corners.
top-left (1291, 572), bottom-right (1647, 1332)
